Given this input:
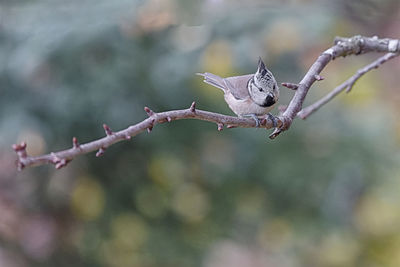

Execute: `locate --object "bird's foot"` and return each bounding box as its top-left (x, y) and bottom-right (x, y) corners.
top-left (242, 114), bottom-right (262, 127)
top-left (267, 113), bottom-right (278, 128)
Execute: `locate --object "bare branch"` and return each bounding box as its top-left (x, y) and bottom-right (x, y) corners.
top-left (281, 82), bottom-right (299, 90)
top-left (103, 124), bottom-right (113, 136)
top-left (189, 101), bottom-right (196, 113)
top-left (72, 137), bottom-right (80, 149)
top-left (273, 35), bottom-right (399, 138)
top-left (297, 52), bottom-right (399, 119)
top-left (314, 75), bottom-right (324, 81)
top-left (12, 35), bottom-right (400, 170)
top-left (13, 103), bottom-right (280, 170)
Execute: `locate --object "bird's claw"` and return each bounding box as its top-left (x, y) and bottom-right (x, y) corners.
top-left (267, 113), bottom-right (278, 128)
top-left (251, 114), bottom-right (262, 127)
top-left (243, 114), bottom-right (261, 127)
top-left (242, 113), bottom-right (278, 129)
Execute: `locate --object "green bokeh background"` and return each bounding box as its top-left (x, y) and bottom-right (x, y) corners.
top-left (1, 0), bottom-right (400, 266)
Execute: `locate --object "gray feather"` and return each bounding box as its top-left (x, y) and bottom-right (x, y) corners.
top-left (196, 72), bottom-right (226, 92)
top-left (197, 72), bottom-right (253, 100)
top-left (224, 74), bottom-right (253, 100)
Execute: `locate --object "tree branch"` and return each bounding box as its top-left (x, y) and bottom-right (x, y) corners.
top-left (297, 52), bottom-right (399, 119)
top-left (12, 102), bottom-right (279, 170)
top-left (269, 35), bottom-right (399, 138)
top-left (12, 35), bottom-right (399, 170)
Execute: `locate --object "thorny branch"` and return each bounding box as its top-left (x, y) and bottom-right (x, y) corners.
top-left (12, 104), bottom-right (278, 171)
top-left (273, 35), bottom-right (400, 137)
top-left (297, 52), bottom-right (399, 119)
top-left (13, 35), bottom-right (400, 170)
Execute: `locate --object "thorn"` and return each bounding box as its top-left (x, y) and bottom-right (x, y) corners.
top-left (55, 158), bottom-right (68, 169)
top-left (50, 152), bottom-right (61, 164)
top-left (12, 142), bottom-right (27, 158)
top-left (314, 74), bottom-right (324, 81)
top-left (147, 118), bottom-right (155, 133)
top-left (103, 124), bottom-right (113, 136)
top-left (227, 125), bottom-right (236, 129)
top-left (50, 153), bottom-right (69, 169)
top-left (217, 123), bottom-right (223, 131)
top-left (189, 101), bottom-right (196, 113)
top-left (281, 82), bottom-right (299, 90)
top-left (12, 142), bottom-right (27, 151)
top-left (96, 147), bottom-right (106, 157)
top-left (124, 134), bottom-right (131, 140)
top-left (72, 137), bottom-right (80, 149)
top-left (144, 106), bottom-right (154, 116)
top-left (166, 116), bottom-right (172, 122)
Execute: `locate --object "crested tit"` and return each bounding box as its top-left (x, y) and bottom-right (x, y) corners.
top-left (198, 58), bottom-right (279, 125)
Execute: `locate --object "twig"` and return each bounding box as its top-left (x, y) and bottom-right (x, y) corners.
top-left (281, 82), bottom-right (299, 90)
top-left (12, 35), bottom-right (400, 170)
top-left (13, 103), bottom-right (280, 170)
top-left (271, 35), bottom-right (399, 138)
top-left (297, 52), bottom-right (399, 119)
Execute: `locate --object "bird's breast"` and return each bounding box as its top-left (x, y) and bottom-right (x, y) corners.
top-left (224, 93), bottom-right (273, 116)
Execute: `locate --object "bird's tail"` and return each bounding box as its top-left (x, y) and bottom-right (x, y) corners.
top-left (196, 72), bottom-right (226, 92)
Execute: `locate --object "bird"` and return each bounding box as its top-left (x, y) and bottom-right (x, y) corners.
top-left (197, 58), bottom-right (279, 126)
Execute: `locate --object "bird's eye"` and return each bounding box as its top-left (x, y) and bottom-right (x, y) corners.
top-left (259, 88), bottom-right (263, 92)
top-left (273, 84), bottom-right (276, 90)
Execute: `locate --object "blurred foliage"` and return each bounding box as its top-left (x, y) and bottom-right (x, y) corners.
top-left (1, 0), bottom-right (400, 266)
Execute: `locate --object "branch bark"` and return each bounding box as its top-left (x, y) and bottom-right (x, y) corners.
top-left (12, 103), bottom-right (278, 170)
top-left (270, 35), bottom-right (400, 138)
top-left (297, 52), bottom-right (399, 119)
top-left (12, 35), bottom-right (400, 170)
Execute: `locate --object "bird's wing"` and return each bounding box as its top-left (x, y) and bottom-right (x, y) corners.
top-left (197, 72), bottom-right (227, 92)
top-left (223, 74), bottom-right (253, 100)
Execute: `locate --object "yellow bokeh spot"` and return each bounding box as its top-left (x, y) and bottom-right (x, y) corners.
top-left (323, 61), bottom-right (380, 109)
top-left (316, 232), bottom-right (360, 267)
top-left (201, 40), bottom-right (233, 76)
top-left (367, 234), bottom-right (400, 267)
top-left (110, 212), bottom-right (148, 251)
top-left (17, 129), bottom-right (46, 156)
top-left (354, 193), bottom-right (400, 236)
top-left (148, 153), bottom-right (186, 189)
top-left (340, 71), bottom-right (379, 108)
top-left (198, 40), bottom-right (234, 102)
top-left (172, 183), bottom-right (210, 223)
top-left (70, 176), bottom-right (105, 221)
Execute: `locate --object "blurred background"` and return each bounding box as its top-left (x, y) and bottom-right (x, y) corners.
top-left (1, 0), bottom-right (400, 266)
